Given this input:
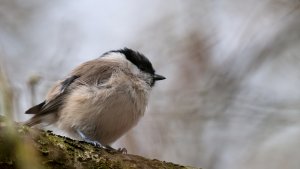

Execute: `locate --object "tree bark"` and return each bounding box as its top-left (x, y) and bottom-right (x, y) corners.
top-left (0, 116), bottom-right (199, 169)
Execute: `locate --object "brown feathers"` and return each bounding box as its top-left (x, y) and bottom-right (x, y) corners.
top-left (23, 51), bottom-right (161, 145)
top-left (24, 59), bottom-right (117, 126)
top-left (25, 101), bottom-right (45, 114)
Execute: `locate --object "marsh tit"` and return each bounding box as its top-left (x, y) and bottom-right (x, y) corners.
top-left (24, 48), bottom-right (165, 151)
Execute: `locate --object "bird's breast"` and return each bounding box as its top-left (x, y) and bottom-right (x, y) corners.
top-left (57, 77), bottom-right (150, 145)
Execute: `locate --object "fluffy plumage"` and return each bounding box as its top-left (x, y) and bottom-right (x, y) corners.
top-left (25, 48), bottom-right (165, 146)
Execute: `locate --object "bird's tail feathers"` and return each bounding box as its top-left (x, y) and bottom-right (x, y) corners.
top-left (25, 101), bottom-right (45, 114)
top-left (23, 116), bottom-right (42, 127)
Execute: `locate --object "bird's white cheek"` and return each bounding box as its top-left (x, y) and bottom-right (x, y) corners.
top-left (128, 63), bottom-right (140, 75)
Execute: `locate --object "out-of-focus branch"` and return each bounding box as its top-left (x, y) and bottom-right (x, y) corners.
top-left (0, 63), bottom-right (13, 119)
top-left (27, 74), bottom-right (42, 106)
top-left (0, 61), bottom-right (44, 169)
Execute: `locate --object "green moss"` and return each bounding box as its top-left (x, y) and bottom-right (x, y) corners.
top-left (0, 122), bottom-right (199, 169)
top-left (17, 125), bottom-right (30, 135)
top-left (0, 161), bottom-right (16, 169)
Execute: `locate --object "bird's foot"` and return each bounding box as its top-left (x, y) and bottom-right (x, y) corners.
top-left (76, 129), bottom-right (127, 153)
top-left (117, 147), bottom-right (127, 154)
top-left (90, 141), bottom-right (106, 149)
top-left (103, 145), bottom-right (127, 154)
top-left (76, 129), bottom-right (105, 148)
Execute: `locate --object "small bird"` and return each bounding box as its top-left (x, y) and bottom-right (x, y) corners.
top-left (25, 48), bottom-right (165, 151)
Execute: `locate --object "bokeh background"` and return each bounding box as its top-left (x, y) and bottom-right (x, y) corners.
top-left (1, 0), bottom-right (300, 168)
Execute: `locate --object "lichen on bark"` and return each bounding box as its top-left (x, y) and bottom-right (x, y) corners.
top-left (0, 118), bottom-right (199, 169)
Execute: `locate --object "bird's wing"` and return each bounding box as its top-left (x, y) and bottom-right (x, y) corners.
top-left (25, 59), bottom-right (117, 115)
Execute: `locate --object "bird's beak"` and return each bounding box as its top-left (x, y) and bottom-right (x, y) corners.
top-left (153, 74), bottom-right (166, 81)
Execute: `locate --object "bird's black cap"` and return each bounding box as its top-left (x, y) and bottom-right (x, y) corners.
top-left (105, 48), bottom-right (166, 86)
top-left (112, 48), bottom-right (155, 75)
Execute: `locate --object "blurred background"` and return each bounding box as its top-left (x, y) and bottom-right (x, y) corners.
top-left (0, 0), bottom-right (300, 168)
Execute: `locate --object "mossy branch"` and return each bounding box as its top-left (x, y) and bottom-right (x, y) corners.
top-left (0, 118), bottom-right (199, 169)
